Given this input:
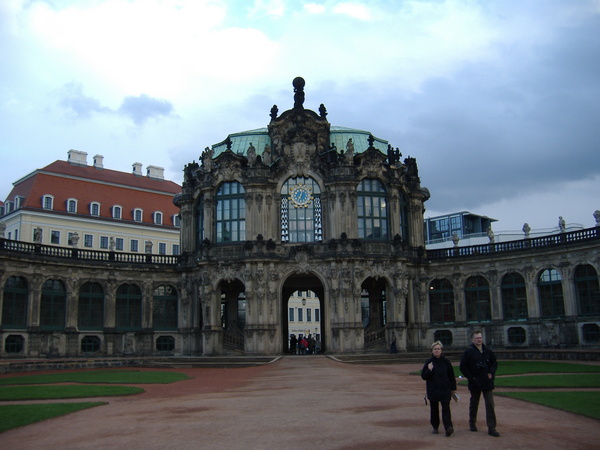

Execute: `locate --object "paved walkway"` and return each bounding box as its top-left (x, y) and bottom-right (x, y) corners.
top-left (1, 356), bottom-right (599, 449)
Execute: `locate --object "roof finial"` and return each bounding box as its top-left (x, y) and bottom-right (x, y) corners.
top-left (293, 77), bottom-right (305, 109)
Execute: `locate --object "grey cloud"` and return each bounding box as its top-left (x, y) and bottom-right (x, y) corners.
top-left (118, 94), bottom-right (174, 126)
top-left (56, 83), bottom-right (174, 126)
top-left (309, 12), bottom-right (600, 216)
top-left (57, 82), bottom-right (110, 118)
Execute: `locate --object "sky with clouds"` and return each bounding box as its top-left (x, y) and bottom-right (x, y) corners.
top-left (1, 0), bottom-right (599, 232)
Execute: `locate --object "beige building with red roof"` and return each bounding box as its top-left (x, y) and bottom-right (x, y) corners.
top-left (1, 150), bottom-right (181, 255)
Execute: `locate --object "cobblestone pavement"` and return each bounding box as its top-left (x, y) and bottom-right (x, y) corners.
top-left (1, 356), bottom-right (599, 449)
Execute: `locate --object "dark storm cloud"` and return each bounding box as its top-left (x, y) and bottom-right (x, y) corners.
top-left (310, 11), bottom-right (600, 215)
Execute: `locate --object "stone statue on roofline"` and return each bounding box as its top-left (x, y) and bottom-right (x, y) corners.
top-left (487, 225), bottom-right (495, 243)
top-left (594, 210), bottom-right (600, 226)
top-left (247, 142), bottom-right (257, 166)
top-left (558, 216), bottom-right (566, 233)
top-left (522, 223), bottom-right (531, 238)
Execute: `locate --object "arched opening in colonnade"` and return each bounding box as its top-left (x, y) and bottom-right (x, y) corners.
top-left (281, 273), bottom-right (325, 354)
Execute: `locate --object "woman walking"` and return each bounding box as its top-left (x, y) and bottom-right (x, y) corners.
top-left (421, 340), bottom-right (457, 436)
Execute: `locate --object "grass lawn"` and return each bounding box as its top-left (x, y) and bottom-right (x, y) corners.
top-left (0, 369), bottom-right (189, 433)
top-left (422, 361), bottom-right (600, 421)
top-left (0, 402), bottom-right (106, 433)
top-left (494, 373), bottom-right (600, 388)
top-left (0, 385), bottom-right (144, 400)
top-left (452, 361), bottom-right (600, 377)
top-left (0, 370), bottom-right (189, 385)
top-left (498, 391), bottom-right (600, 420)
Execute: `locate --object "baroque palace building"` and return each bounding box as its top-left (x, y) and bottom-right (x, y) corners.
top-left (0, 77), bottom-right (599, 358)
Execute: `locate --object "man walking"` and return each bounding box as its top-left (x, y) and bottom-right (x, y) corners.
top-left (459, 330), bottom-right (500, 437)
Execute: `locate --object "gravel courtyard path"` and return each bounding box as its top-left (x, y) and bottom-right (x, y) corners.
top-left (1, 356), bottom-right (599, 449)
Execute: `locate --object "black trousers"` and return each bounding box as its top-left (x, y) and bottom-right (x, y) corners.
top-left (469, 389), bottom-right (497, 430)
top-left (429, 400), bottom-right (453, 431)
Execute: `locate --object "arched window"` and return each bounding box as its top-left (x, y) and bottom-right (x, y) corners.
top-left (67, 198), bottom-right (78, 213)
top-left (465, 276), bottom-right (491, 322)
top-left (281, 177), bottom-right (322, 243)
top-left (78, 282), bottom-right (104, 330)
top-left (357, 179), bottom-right (388, 240)
top-left (133, 208), bottom-right (143, 222)
top-left (429, 279), bottom-right (455, 323)
top-left (2, 276), bottom-right (28, 329)
top-left (216, 182), bottom-right (245, 243)
top-left (90, 202), bottom-right (101, 216)
top-left (40, 279), bottom-right (67, 330)
top-left (195, 196), bottom-right (204, 247)
top-left (42, 194), bottom-right (54, 210)
top-left (501, 272), bottom-right (528, 320)
top-left (152, 285), bottom-right (178, 330)
top-left (116, 283), bottom-right (142, 331)
top-left (538, 268), bottom-right (565, 318)
top-left (574, 264), bottom-right (600, 316)
top-left (398, 191), bottom-right (410, 242)
top-left (112, 205), bottom-right (122, 219)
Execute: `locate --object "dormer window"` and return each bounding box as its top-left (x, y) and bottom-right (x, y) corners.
top-left (42, 195), bottom-right (54, 210)
top-left (112, 205), bottom-right (122, 220)
top-left (133, 208), bottom-right (143, 222)
top-left (153, 211), bottom-right (163, 225)
top-left (90, 202), bottom-right (101, 216)
top-left (15, 196), bottom-right (24, 209)
top-left (67, 198), bottom-right (78, 213)
top-left (173, 214), bottom-right (180, 227)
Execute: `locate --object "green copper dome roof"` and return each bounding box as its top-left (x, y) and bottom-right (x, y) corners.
top-left (212, 126), bottom-right (389, 158)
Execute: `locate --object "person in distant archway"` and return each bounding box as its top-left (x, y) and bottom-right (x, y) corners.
top-left (421, 340), bottom-right (457, 437)
top-left (290, 334), bottom-right (297, 355)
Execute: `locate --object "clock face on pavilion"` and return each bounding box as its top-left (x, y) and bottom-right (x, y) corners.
top-left (289, 184), bottom-right (312, 208)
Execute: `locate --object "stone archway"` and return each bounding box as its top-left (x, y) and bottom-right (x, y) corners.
top-left (281, 273), bottom-right (325, 354)
top-left (361, 277), bottom-right (388, 351)
top-left (218, 279), bottom-right (245, 353)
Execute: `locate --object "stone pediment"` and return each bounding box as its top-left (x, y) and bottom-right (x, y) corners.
top-left (354, 145), bottom-right (388, 179)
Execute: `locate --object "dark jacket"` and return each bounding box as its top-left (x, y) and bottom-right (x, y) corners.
top-left (421, 355), bottom-right (457, 402)
top-left (460, 343), bottom-right (498, 391)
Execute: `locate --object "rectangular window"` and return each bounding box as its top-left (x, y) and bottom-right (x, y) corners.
top-left (315, 309), bottom-right (320, 322)
top-left (51, 230), bottom-right (60, 244)
top-left (289, 307), bottom-right (294, 321)
top-left (450, 215), bottom-right (461, 230)
top-left (68, 232), bottom-right (75, 245)
top-left (91, 203), bottom-right (100, 216)
top-left (307, 308), bottom-right (312, 322)
top-left (115, 238), bottom-right (124, 251)
top-left (130, 239), bottom-right (139, 252)
top-left (113, 206), bottom-right (122, 219)
top-left (159, 243), bottom-right (166, 255)
top-left (100, 236), bottom-right (109, 249)
top-left (68, 200), bottom-right (77, 213)
top-left (298, 308), bottom-right (303, 322)
top-left (172, 244), bottom-right (180, 255)
top-left (134, 209), bottom-right (142, 222)
top-left (84, 234), bottom-right (93, 248)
